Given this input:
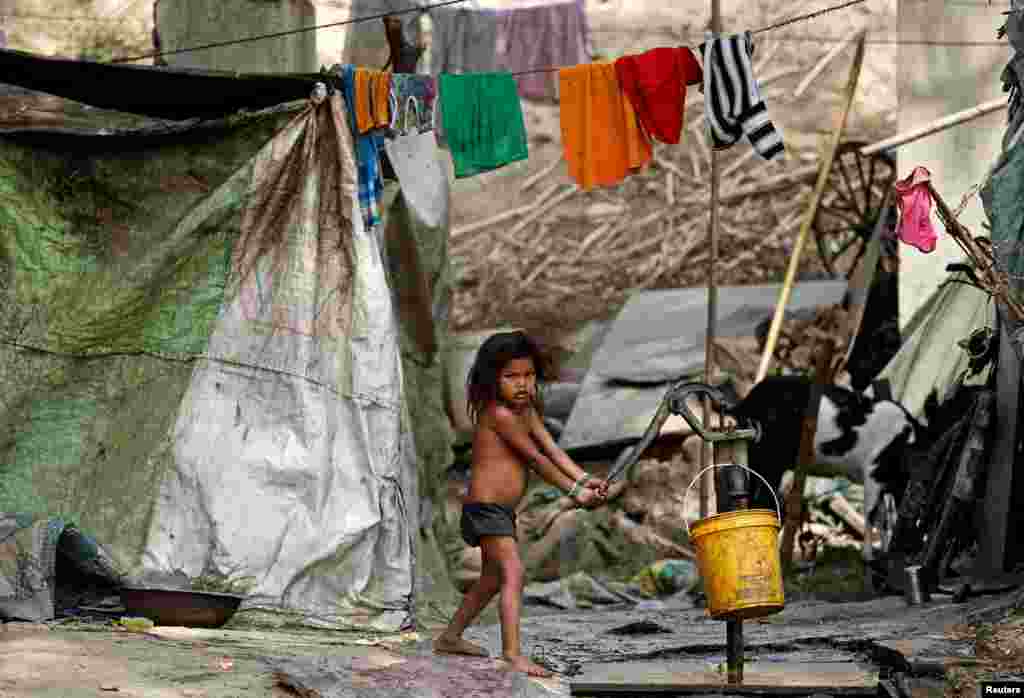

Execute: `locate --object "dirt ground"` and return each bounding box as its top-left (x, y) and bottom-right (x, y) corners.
top-left (0, 620), bottom-right (413, 698)
top-left (5, 588), bottom-right (1022, 697)
top-left (946, 614), bottom-right (1024, 698)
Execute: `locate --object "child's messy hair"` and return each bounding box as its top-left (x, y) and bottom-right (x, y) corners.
top-left (466, 331), bottom-right (546, 424)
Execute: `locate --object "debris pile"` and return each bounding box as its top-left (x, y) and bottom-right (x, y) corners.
top-left (709, 303), bottom-right (853, 392)
top-left (449, 121), bottom-right (823, 331)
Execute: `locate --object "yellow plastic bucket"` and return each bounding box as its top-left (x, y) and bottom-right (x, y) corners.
top-left (685, 464), bottom-right (785, 620)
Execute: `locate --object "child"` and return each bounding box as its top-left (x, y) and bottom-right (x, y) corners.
top-left (433, 331), bottom-right (609, 677)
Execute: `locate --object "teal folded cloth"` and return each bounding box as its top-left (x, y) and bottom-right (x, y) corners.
top-left (439, 72), bottom-right (529, 178)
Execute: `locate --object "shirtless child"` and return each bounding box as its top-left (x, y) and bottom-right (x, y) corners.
top-left (433, 331), bottom-right (609, 677)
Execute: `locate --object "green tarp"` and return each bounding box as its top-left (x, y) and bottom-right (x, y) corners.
top-left (0, 93), bottom-right (428, 630)
top-left (982, 124), bottom-right (1024, 357)
top-left (877, 269), bottom-right (995, 417)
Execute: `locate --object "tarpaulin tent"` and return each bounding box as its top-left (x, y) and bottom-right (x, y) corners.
top-left (875, 268), bottom-right (995, 418)
top-left (0, 49), bottom-right (453, 630)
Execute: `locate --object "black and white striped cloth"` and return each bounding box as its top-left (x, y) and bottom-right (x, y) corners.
top-left (700, 31), bottom-right (785, 161)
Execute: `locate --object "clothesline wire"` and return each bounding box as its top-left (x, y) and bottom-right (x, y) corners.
top-left (512, 0), bottom-right (874, 76)
top-left (593, 30), bottom-right (1008, 46)
top-left (111, 0), bottom-right (873, 66)
top-left (109, 0), bottom-right (471, 64)
top-left (751, 0), bottom-right (865, 35)
top-left (5, 12), bottom-right (1012, 46)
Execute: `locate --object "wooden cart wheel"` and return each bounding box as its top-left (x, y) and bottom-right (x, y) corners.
top-left (812, 141), bottom-right (897, 279)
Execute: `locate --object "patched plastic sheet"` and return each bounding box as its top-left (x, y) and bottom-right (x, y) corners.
top-left (0, 95), bottom-right (418, 630)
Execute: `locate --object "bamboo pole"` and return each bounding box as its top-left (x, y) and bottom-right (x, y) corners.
top-left (755, 30), bottom-right (867, 384)
top-left (860, 97), bottom-right (1007, 156)
top-left (700, 0), bottom-right (722, 520)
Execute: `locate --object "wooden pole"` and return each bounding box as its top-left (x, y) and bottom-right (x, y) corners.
top-left (699, 0), bottom-right (723, 519)
top-left (780, 338), bottom-right (839, 568)
top-left (860, 97), bottom-right (1006, 156)
top-left (755, 30), bottom-right (867, 384)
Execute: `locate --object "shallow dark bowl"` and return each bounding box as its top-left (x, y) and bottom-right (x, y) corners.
top-left (119, 587), bottom-right (243, 628)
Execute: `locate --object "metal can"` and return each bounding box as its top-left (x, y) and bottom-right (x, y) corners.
top-left (904, 565), bottom-right (931, 605)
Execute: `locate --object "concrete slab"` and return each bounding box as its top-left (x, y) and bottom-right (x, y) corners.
top-left (570, 660), bottom-right (879, 695)
top-left (267, 652), bottom-right (574, 698)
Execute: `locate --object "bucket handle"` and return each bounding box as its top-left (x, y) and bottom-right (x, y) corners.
top-left (683, 463), bottom-right (782, 537)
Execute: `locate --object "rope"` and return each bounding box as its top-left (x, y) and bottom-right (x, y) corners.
top-left (752, 0), bottom-right (867, 36)
top-left (109, 0), bottom-right (469, 64)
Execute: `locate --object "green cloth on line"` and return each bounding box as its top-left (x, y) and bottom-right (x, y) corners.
top-left (439, 72), bottom-right (529, 178)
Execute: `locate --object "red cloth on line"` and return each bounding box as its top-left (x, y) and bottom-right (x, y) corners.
top-left (614, 46), bottom-right (703, 145)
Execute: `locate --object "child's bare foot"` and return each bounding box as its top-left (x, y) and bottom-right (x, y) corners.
top-left (433, 633), bottom-right (489, 657)
top-left (502, 654), bottom-right (553, 678)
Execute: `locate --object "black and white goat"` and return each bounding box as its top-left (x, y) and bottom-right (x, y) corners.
top-left (725, 375), bottom-right (924, 559)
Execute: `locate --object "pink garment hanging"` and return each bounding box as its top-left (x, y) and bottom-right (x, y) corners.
top-left (894, 166), bottom-right (938, 254)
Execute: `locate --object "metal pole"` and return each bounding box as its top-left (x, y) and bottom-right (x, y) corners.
top-left (704, 0), bottom-right (739, 680)
top-left (727, 620), bottom-right (744, 683)
top-left (700, 0), bottom-right (722, 520)
top-left (717, 437), bottom-right (750, 684)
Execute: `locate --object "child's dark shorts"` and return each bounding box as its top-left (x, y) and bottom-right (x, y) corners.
top-left (460, 502), bottom-right (518, 547)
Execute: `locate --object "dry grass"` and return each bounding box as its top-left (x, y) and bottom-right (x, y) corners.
top-left (450, 0), bottom-right (899, 333)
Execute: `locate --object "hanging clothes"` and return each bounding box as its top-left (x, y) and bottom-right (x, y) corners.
top-left (700, 31), bottom-right (784, 160)
top-left (373, 71), bottom-right (391, 129)
top-left (429, 7), bottom-right (500, 76)
top-left (894, 166), bottom-right (938, 254)
top-left (558, 62), bottom-right (652, 191)
top-left (391, 73), bottom-right (437, 133)
top-left (355, 68), bottom-right (376, 134)
top-left (355, 68), bottom-right (392, 134)
top-left (496, 0), bottom-right (590, 101)
top-left (338, 65), bottom-right (385, 231)
top-left (438, 72), bottom-right (529, 178)
top-left (614, 46), bottom-right (702, 145)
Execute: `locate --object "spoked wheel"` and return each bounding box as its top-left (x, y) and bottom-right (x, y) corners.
top-left (813, 142), bottom-right (897, 279)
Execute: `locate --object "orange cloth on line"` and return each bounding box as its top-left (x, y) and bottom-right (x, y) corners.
top-left (355, 68), bottom-right (376, 134)
top-left (372, 70), bottom-right (392, 129)
top-left (558, 62), bottom-right (652, 191)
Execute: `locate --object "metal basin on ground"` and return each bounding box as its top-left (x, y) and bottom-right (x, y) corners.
top-left (119, 587), bottom-right (243, 628)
